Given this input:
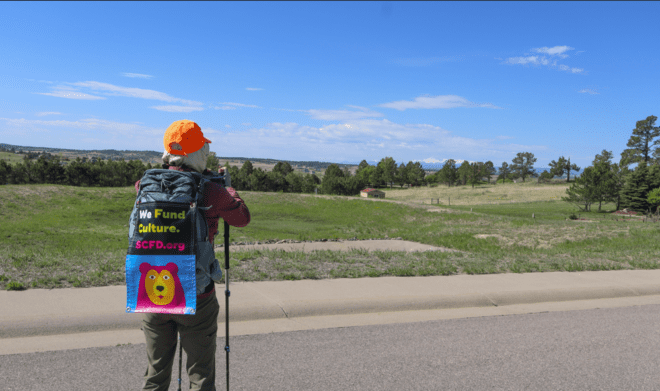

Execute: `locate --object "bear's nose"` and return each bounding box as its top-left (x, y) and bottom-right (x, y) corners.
top-left (156, 286), bottom-right (164, 292)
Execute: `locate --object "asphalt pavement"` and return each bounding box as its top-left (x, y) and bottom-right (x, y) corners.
top-left (3, 290), bottom-right (660, 390)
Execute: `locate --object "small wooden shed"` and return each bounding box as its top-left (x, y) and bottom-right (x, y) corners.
top-left (360, 188), bottom-right (386, 198)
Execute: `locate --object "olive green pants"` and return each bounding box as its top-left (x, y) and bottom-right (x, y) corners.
top-left (141, 289), bottom-right (219, 391)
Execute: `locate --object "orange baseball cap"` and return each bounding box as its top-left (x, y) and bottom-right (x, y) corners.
top-left (163, 120), bottom-right (211, 156)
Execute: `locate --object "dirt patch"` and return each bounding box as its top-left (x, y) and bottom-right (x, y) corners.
top-left (219, 239), bottom-right (463, 253)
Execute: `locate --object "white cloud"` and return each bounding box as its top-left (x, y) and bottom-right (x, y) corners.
top-left (219, 119), bottom-right (543, 161)
top-left (579, 89), bottom-right (599, 95)
top-left (197, 127), bottom-right (222, 137)
top-left (0, 117), bottom-right (158, 133)
top-left (0, 117), bottom-right (171, 151)
top-left (246, 87), bottom-right (263, 91)
top-left (532, 46), bottom-right (574, 58)
top-left (36, 112), bottom-right (63, 116)
top-left (304, 106), bottom-right (385, 121)
top-left (122, 73), bottom-right (153, 79)
top-left (151, 105), bottom-right (205, 113)
top-left (378, 95), bottom-right (501, 111)
top-left (0, 116), bottom-right (547, 165)
top-left (219, 102), bottom-right (261, 108)
top-left (35, 85), bottom-right (105, 100)
top-left (504, 46), bottom-right (584, 74)
top-left (35, 81), bottom-right (204, 106)
top-left (505, 56), bottom-right (539, 65)
top-left (505, 56), bottom-right (555, 66)
top-left (213, 106), bottom-right (237, 110)
top-left (558, 64), bottom-right (583, 73)
top-left (70, 81), bottom-right (202, 106)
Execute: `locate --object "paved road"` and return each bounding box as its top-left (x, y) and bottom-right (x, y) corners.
top-left (3, 303), bottom-right (660, 391)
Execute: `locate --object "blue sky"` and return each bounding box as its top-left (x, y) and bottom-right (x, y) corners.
top-left (1, 1), bottom-right (658, 169)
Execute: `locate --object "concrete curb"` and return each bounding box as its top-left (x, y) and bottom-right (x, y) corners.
top-left (2, 270), bottom-right (660, 340)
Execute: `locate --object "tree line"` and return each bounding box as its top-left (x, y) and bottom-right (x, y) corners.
top-left (2, 115), bottom-right (658, 213)
top-left (0, 155), bottom-right (159, 187)
top-left (562, 115), bottom-right (660, 214)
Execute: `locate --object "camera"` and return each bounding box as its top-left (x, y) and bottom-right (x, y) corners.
top-left (205, 170), bottom-right (231, 188)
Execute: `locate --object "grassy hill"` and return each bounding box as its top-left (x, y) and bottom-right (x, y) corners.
top-left (1, 181), bottom-right (658, 290)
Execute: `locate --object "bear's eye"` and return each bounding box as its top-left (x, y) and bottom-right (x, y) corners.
top-left (149, 275), bottom-right (156, 280)
top-left (162, 275), bottom-right (170, 280)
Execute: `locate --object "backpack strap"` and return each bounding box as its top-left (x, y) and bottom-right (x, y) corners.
top-left (189, 172), bottom-right (212, 242)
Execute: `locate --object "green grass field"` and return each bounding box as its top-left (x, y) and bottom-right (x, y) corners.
top-left (1, 183), bottom-right (659, 289)
top-left (0, 151), bottom-right (29, 165)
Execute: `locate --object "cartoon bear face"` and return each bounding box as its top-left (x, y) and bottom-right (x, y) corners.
top-left (138, 262), bottom-right (185, 309)
top-left (145, 268), bottom-right (176, 305)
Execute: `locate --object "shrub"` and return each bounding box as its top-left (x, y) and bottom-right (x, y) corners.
top-left (6, 281), bottom-right (26, 291)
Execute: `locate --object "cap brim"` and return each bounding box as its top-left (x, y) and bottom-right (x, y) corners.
top-left (169, 149), bottom-right (187, 156)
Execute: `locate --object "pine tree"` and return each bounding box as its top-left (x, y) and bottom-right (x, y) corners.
top-left (564, 157), bottom-right (581, 182)
top-left (548, 156), bottom-right (567, 179)
top-left (440, 159), bottom-right (458, 187)
top-left (240, 160), bottom-right (254, 176)
top-left (562, 167), bottom-right (596, 212)
top-left (593, 149), bottom-right (614, 166)
top-left (548, 156), bottom-right (580, 182)
top-left (0, 159), bottom-right (12, 184)
top-left (468, 162), bottom-right (484, 189)
top-left (511, 152), bottom-right (538, 182)
top-left (206, 152), bottom-right (220, 171)
top-left (377, 157), bottom-right (397, 189)
top-left (497, 161), bottom-right (511, 183)
top-left (324, 164), bottom-right (344, 179)
top-left (395, 162), bottom-right (408, 188)
top-left (619, 161), bottom-right (651, 212)
top-left (407, 161), bottom-right (425, 187)
top-left (273, 161), bottom-right (294, 176)
top-left (457, 160), bottom-right (471, 185)
top-left (647, 188), bottom-right (660, 214)
top-left (539, 170), bottom-right (553, 183)
top-left (483, 161), bottom-right (496, 184)
top-left (622, 115), bottom-right (660, 165)
top-left (590, 160), bottom-right (617, 212)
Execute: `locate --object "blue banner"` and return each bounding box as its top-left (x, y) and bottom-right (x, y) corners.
top-left (126, 255), bottom-right (197, 315)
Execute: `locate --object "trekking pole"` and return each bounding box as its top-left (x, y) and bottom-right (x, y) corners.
top-left (177, 332), bottom-right (182, 391)
top-left (224, 219), bottom-right (230, 391)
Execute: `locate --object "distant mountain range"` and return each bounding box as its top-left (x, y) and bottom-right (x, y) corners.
top-left (417, 162), bottom-right (583, 177)
top-left (337, 159), bottom-right (583, 178)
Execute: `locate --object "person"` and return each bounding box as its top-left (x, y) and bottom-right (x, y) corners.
top-left (136, 119), bottom-right (251, 391)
